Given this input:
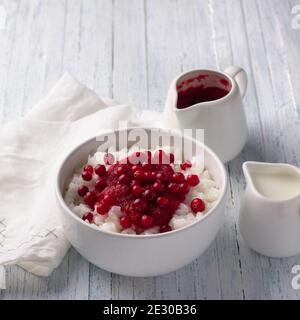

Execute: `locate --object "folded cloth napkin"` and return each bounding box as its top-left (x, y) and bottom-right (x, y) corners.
top-left (0, 73), bottom-right (160, 289)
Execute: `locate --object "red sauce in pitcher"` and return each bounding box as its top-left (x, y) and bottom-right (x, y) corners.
top-left (177, 86), bottom-right (229, 109)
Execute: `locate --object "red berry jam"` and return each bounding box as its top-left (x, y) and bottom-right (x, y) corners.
top-left (79, 150), bottom-right (205, 234)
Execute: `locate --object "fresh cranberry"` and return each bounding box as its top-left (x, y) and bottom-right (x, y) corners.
top-left (132, 165), bottom-right (140, 172)
top-left (160, 225), bottom-right (172, 233)
top-left (157, 196), bottom-right (169, 207)
top-left (118, 174), bottom-right (129, 185)
top-left (81, 170), bottom-right (93, 181)
top-left (82, 212), bottom-right (93, 223)
top-left (187, 174), bottom-right (200, 187)
top-left (156, 172), bottom-right (168, 184)
top-left (84, 165), bottom-right (94, 174)
top-left (154, 149), bottom-right (168, 164)
top-left (133, 170), bottom-right (146, 183)
top-left (78, 185), bottom-right (88, 197)
top-left (132, 184), bottom-right (143, 197)
top-left (144, 171), bottom-right (153, 183)
top-left (180, 160), bottom-right (192, 170)
top-left (94, 164), bottom-right (106, 176)
top-left (145, 150), bottom-right (152, 163)
top-left (152, 181), bottom-right (164, 193)
top-left (95, 178), bottom-right (107, 191)
top-left (150, 171), bottom-right (156, 179)
top-left (103, 194), bottom-right (115, 205)
top-left (84, 191), bottom-right (97, 207)
top-left (143, 189), bottom-right (156, 202)
top-left (152, 207), bottom-right (163, 219)
top-left (120, 216), bottom-right (132, 229)
top-left (167, 182), bottom-right (180, 193)
top-left (116, 165), bottom-right (125, 175)
top-left (191, 198), bottom-right (205, 213)
top-left (169, 153), bottom-right (175, 163)
top-left (103, 153), bottom-right (115, 165)
top-left (172, 172), bottom-right (185, 183)
top-left (133, 198), bottom-right (147, 211)
top-left (141, 215), bottom-right (154, 228)
top-left (95, 202), bottom-right (109, 215)
top-left (179, 182), bottom-right (190, 194)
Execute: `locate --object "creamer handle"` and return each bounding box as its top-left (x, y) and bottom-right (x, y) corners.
top-left (224, 65), bottom-right (247, 98)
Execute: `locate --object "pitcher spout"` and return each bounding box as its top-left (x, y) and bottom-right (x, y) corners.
top-left (242, 161), bottom-right (300, 202)
top-left (242, 161), bottom-right (256, 187)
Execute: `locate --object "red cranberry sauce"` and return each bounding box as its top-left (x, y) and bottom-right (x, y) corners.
top-left (176, 73), bottom-right (231, 109)
top-left (79, 150), bottom-right (202, 234)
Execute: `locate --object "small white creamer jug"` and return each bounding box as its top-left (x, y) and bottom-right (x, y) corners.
top-left (239, 161), bottom-right (300, 258)
top-left (163, 66), bottom-right (248, 163)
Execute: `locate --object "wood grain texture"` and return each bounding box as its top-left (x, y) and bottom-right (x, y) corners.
top-left (0, 0), bottom-right (300, 300)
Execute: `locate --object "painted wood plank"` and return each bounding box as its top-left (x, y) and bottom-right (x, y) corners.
top-left (246, 0), bottom-right (300, 300)
top-left (282, 0), bottom-right (300, 114)
top-left (0, 0), bottom-right (90, 300)
top-left (1, 0), bottom-right (38, 121)
top-left (146, 0), bottom-right (237, 300)
top-left (58, 0), bottom-right (115, 301)
top-left (111, 0), bottom-right (148, 110)
top-left (258, 0), bottom-right (300, 300)
top-left (225, 0), bottom-right (300, 300)
top-left (0, 0), bottom-right (56, 299)
top-left (110, 0), bottom-right (149, 300)
top-left (144, 0), bottom-right (192, 299)
top-left (0, 0), bottom-right (19, 124)
top-left (223, 0), bottom-right (270, 300)
top-left (208, 0), bottom-right (247, 300)
top-left (62, 0), bottom-right (113, 98)
top-left (88, 0), bottom-right (149, 300)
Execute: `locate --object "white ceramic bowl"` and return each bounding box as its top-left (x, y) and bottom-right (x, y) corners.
top-left (56, 128), bottom-right (227, 277)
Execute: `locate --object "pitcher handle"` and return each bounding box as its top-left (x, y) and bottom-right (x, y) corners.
top-left (224, 65), bottom-right (247, 98)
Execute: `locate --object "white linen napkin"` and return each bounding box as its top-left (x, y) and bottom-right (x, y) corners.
top-left (0, 73), bottom-right (160, 289)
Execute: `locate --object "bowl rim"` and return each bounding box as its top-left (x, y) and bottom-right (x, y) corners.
top-left (55, 127), bottom-right (228, 239)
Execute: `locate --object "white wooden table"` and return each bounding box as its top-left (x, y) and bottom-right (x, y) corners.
top-left (0, 0), bottom-right (300, 300)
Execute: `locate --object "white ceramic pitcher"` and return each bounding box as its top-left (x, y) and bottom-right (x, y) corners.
top-left (239, 161), bottom-right (300, 258)
top-left (163, 66), bottom-right (248, 163)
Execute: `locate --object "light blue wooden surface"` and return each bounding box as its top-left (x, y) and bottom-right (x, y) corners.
top-left (0, 0), bottom-right (300, 299)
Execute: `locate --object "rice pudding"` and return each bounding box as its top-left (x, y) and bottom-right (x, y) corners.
top-left (64, 147), bottom-right (220, 235)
